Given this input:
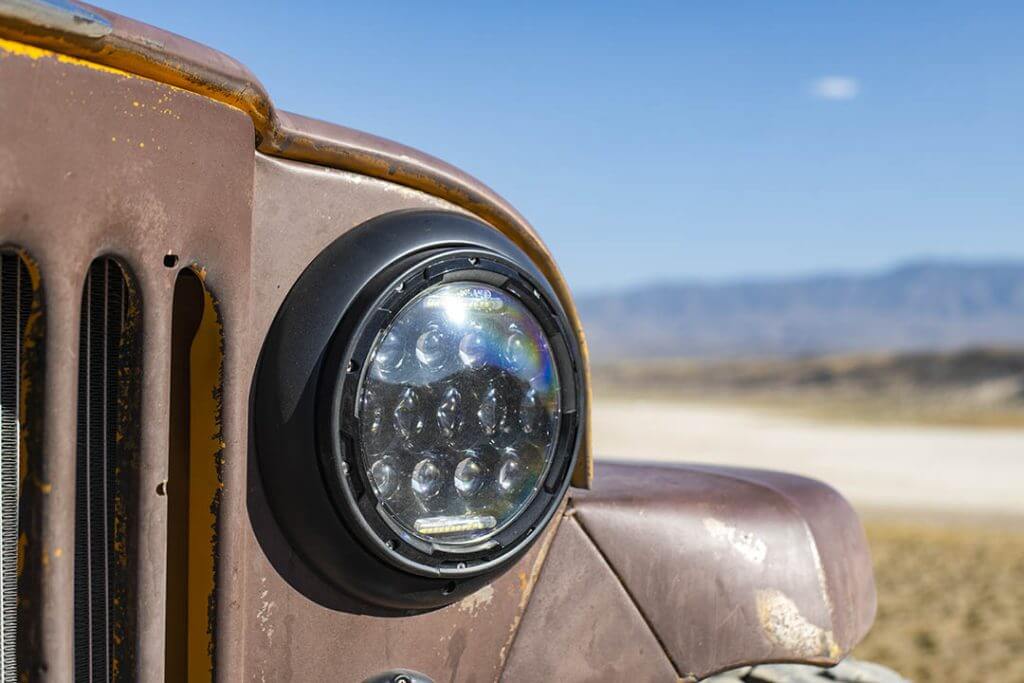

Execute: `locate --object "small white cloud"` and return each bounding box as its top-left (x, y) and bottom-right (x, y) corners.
top-left (810, 76), bottom-right (860, 101)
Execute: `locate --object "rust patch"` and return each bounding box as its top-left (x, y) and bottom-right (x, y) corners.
top-left (755, 589), bottom-right (841, 660)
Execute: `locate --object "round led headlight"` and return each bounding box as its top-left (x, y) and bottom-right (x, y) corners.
top-left (357, 281), bottom-right (561, 545)
top-left (253, 211), bottom-right (584, 613)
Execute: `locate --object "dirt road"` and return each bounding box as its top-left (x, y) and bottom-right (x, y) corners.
top-left (593, 399), bottom-right (1024, 516)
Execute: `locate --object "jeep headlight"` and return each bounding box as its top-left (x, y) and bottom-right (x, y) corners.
top-left (254, 211), bottom-right (583, 611)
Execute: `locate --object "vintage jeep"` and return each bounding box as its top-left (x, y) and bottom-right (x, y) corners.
top-left (0, 1), bottom-right (890, 681)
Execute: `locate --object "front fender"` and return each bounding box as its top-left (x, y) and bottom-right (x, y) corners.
top-left (503, 462), bottom-right (876, 681)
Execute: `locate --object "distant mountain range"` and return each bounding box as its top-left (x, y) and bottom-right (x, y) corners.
top-left (577, 261), bottom-right (1024, 360)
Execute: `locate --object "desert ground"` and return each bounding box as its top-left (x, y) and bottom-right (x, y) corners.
top-left (592, 352), bottom-right (1024, 682)
top-left (593, 399), bottom-right (1024, 516)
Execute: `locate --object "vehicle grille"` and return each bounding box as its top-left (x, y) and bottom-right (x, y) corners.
top-left (73, 258), bottom-right (140, 682)
top-left (0, 246), bottom-right (219, 681)
top-left (0, 252), bottom-right (31, 682)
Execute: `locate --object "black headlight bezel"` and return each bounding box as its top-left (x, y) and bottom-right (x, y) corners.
top-left (253, 210), bottom-right (585, 612)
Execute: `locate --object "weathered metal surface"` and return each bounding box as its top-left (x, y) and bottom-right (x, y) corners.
top-left (501, 513), bottom-right (677, 682)
top-left (0, 0), bottom-right (110, 39)
top-left (569, 462), bottom-right (877, 680)
top-left (0, 1), bottom-right (593, 487)
top-left (0, 1), bottom-right (274, 131)
top-left (689, 466), bottom-right (877, 659)
top-left (242, 491), bottom-right (564, 682)
top-left (0, 40), bottom-right (254, 680)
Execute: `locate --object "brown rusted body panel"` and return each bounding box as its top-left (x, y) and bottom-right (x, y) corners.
top-left (244, 474), bottom-right (563, 682)
top-left (0, 39), bottom-right (256, 680)
top-left (515, 462), bottom-right (876, 681)
top-left (0, 40), bottom-right (256, 679)
top-left (0, 2), bottom-right (593, 488)
top-left (502, 515), bottom-right (678, 682)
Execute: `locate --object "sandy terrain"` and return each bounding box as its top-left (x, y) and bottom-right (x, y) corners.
top-left (593, 398), bottom-right (1024, 516)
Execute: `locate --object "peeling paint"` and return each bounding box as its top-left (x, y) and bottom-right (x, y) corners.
top-left (704, 517), bottom-right (767, 565)
top-left (755, 589), bottom-right (840, 660)
top-left (458, 585), bottom-right (494, 616)
top-left (256, 586), bottom-right (276, 645)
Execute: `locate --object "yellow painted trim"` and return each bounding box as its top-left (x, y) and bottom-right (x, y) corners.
top-left (0, 36), bottom-right (133, 77)
top-left (187, 269), bottom-right (224, 682)
top-left (0, 37), bottom-right (240, 118)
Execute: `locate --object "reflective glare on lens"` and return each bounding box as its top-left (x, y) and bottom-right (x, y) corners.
top-left (505, 328), bottom-right (530, 372)
top-left (363, 388), bottom-right (384, 437)
top-left (458, 329), bottom-right (488, 368)
top-left (411, 457), bottom-right (443, 498)
top-left (394, 387), bottom-right (424, 439)
top-left (477, 382), bottom-right (508, 436)
top-left (370, 458), bottom-right (399, 499)
top-left (498, 450), bottom-right (524, 492)
top-left (437, 386), bottom-right (462, 439)
top-left (415, 324), bottom-right (448, 371)
top-left (519, 388), bottom-right (541, 435)
top-left (358, 281), bottom-right (562, 545)
top-left (372, 330), bottom-right (405, 379)
top-left (454, 455), bottom-right (485, 496)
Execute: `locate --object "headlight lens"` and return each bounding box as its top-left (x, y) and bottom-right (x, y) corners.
top-left (358, 282), bottom-right (561, 545)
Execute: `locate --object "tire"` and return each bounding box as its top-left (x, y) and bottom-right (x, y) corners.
top-left (703, 658), bottom-right (908, 683)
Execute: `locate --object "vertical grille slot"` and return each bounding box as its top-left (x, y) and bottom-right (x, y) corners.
top-left (74, 258), bottom-right (140, 682)
top-left (165, 269), bottom-right (223, 682)
top-left (0, 251), bottom-right (35, 682)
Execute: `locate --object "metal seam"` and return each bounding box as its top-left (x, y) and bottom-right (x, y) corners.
top-left (570, 508), bottom-right (685, 679)
top-left (493, 499), bottom-right (568, 683)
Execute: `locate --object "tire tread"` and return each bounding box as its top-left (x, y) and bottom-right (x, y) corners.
top-left (704, 658), bottom-right (908, 683)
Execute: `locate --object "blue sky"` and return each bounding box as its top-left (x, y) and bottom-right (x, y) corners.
top-left (101, 1), bottom-right (1024, 293)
